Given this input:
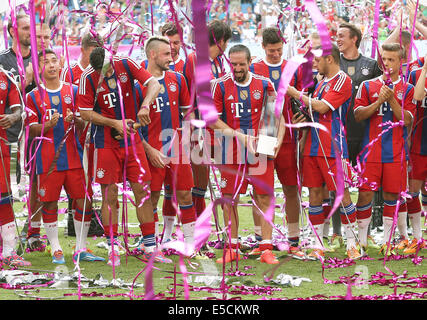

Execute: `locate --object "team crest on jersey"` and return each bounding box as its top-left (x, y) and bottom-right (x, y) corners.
top-left (38, 188), bottom-right (46, 197)
top-left (169, 83), bottom-right (177, 92)
top-left (219, 178), bottom-right (227, 188)
top-left (52, 95), bottom-right (60, 105)
top-left (252, 90), bottom-right (262, 100)
top-left (324, 84), bottom-right (330, 93)
top-left (64, 94), bottom-right (72, 105)
top-left (347, 66), bottom-right (355, 76)
top-left (397, 91), bottom-right (403, 100)
top-left (107, 78), bottom-right (117, 89)
top-left (240, 90), bottom-right (248, 100)
top-left (96, 168), bottom-right (105, 179)
top-left (272, 70), bottom-right (280, 80)
top-left (159, 85), bottom-right (165, 94)
top-left (0, 81), bottom-right (6, 90)
top-left (361, 67), bottom-right (370, 76)
top-left (119, 73), bottom-right (128, 83)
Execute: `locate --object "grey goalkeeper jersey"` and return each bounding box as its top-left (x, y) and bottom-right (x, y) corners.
top-left (340, 53), bottom-right (382, 142)
top-left (0, 48), bottom-right (32, 143)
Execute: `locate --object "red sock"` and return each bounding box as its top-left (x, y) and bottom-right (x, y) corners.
top-left (192, 188), bottom-right (206, 217)
top-left (180, 203), bottom-right (196, 224)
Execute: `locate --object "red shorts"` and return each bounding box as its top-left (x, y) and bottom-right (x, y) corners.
top-left (302, 156), bottom-right (352, 191)
top-left (217, 159), bottom-right (274, 195)
top-left (38, 168), bottom-right (89, 202)
top-left (0, 144), bottom-right (10, 195)
top-left (149, 162), bottom-right (194, 192)
top-left (93, 142), bottom-right (151, 185)
top-left (360, 161), bottom-right (408, 193)
top-left (275, 143), bottom-right (299, 186)
top-left (409, 153), bottom-right (427, 181)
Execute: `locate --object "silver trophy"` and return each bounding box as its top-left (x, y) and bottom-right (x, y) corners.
top-left (256, 93), bottom-right (281, 156)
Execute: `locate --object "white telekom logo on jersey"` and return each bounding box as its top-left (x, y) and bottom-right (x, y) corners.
top-left (103, 92), bottom-right (117, 108)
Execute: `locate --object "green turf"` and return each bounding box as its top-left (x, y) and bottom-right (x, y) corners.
top-left (0, 195), bottom-right (426, 300)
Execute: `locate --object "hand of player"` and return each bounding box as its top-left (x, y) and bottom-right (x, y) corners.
top-left (25, 62), bottom-right (34, 87)
top-left (64, 109), bottom-right (74, 123)
top-left (291, 112), bottom-right (306, 125)
top-left (47, 110), bottom-right (60, 129)
top-left (423, 54), bottom-right (427, 72)
top-left (407, 0), bottom-right (416, 24)
top-left (246, 134), bottom-right (258, 155)
top-left (381, 85), bottom-right (395, 102)
top-left (137, 105), bottom-right (151, 126)
top-left (112, 119), bottom-right (135, 138)
top-left (146, 146), bottom-right (167, 168)
top-left (0, 114), bottom-right (19, 129)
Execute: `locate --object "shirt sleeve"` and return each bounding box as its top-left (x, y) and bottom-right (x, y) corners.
top-left (354, 81), bottom-right (370, 112)
top-left (178, 73), bottom-right (191, 109)
top-left (404, 85), bottom-right (417, 119)
top-left (26, 92), bottom-right (40, 126)
top-left (211, 78), bottom-right (224, 116)
top-left (76, 73), bottom-right (95, 111)
top-left (7, 77), bottom-right (22, 109)
top-left (126, 57), bottom-right (154, 87)
top-left (321, 75), bottom-right (352, 111)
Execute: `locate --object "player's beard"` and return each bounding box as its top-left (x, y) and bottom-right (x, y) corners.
top-left (234, 70), bottom-right (247, 83)
top-left (157, 61), bottom-right (170, 72)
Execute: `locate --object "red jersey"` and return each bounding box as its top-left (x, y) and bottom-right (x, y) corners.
top-left (211, 72), bottom-right (276, 164)
top-left (304, 71), bottom-right (352, 159)
top-left (0, 71), bottom-right (21, 145)
top-left (77, 56), bottom-right (154, 149)
top-left (137, 70), bottom-right (191, 152)
top-left (27, 82), bottom-right (83, 175)
top-left (60, 61), bottom-right (86, 86)
top-left (408, 57), bottom-right (425, 74)
top-left (250, 57), bottom-right (303, 144)
top-left (408, 68), bottom-right (427, 156)
top-left (354, 76), bottom-right (416, 163)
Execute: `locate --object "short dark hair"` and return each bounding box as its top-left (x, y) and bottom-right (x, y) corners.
top-left (161, 22), bottom-right (179, 36)
top-left (89, 47), bottom-right (105, 71)
top-left (262, 27), bottom-right (283, 46)
top-left (81, 33), bottom-right (104, 49)
top-left (381, 42), bottom-right (405, 59)
top-left (228, 44), bottom-right (251, 62)
top-left (339, 22), bottom-right (362, 48)
top-left (208, 19), bottom-right (231, 47)
top-left (38, 48), bottom-right (57, 62)
top-left (316, 44), bottom-right (341, 64)
top-left (7, 14), bottom-right (29, 38)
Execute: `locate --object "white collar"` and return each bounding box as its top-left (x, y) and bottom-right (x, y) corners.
top-left (262, 57), bottom-right (283, 67)
top-left (40, 81), bottom-right (63, 93)
top-left (233, 71), bottom-right (253, 87)
top-left (379, 75), bottom-right (401, 85)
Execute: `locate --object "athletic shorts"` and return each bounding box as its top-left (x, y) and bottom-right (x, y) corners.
top-left (37, 168), bottom-right (90, 202)
top-left (93, 142), bottom-right (151, 185)
top-left (409, 153), bottom-right (427, 181)
top-left (302, 156), bottom-right (352, 191)
top-left (275, 143), bottom-right (299, 186)
top-left (217, 159), bottom-right (274, 195)
top-left (149, 162), bottom-right (194, 192)
top-left (359, 161), bottom-right (408, 193)
top-left (0, 142), bottom-right (10, 196)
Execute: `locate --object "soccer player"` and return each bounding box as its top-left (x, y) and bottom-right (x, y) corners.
top-left (61, 33), bottom-right (104, 86)
top-left (0, 68), bottom-right (31, 267)
top-left (77, 47), bottom-right (161, 266)
top-left (27, 49), bottom-right (104, 264)
top-left (210, 44), bottom-right (282, 265)
top-left (138, 36), bottom-right (196, 250)
top-left (354, 43), bottom-right (416, 256)
top-left (336, 22), bottom-right (382, 250)
top-left (186, 19), bottom-right (232, 219)
top-left (404, 56), bottom-right (427, 254)
top-left (249, 27), bottom-right (305, 259)
top-left (287, 44), bottom-right (361, 260)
